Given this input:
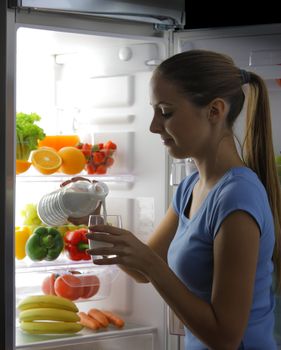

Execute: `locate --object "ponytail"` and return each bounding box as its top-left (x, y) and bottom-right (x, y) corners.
top-left (243, 72), bottom-right (281, 293)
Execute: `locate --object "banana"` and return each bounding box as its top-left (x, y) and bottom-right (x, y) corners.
top-left (19, 308), bottom-right (80, 323)
top-left (17, 295), bottom-right (78, 313)
top-left (20, 321), bottom-right (83, 334)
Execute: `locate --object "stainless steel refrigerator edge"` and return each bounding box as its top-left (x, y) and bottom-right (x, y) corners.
top-left (1, 2), bottom-right (16, 350)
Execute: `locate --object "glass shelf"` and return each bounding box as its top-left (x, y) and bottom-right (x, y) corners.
top-left (16, 173), bottom-right (135, 183)
top-left (16, 324), bottom-right (157, 349)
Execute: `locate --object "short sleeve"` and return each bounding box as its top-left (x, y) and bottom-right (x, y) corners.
top-left (208, 178), bottom-right (265, 239)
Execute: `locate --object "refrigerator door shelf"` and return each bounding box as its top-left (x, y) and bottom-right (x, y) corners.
top-left (16, 324), bottom-right (157, 350)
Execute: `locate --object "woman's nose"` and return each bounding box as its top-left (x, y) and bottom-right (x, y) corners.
top-left (149, 114), bottom-right (162, 134)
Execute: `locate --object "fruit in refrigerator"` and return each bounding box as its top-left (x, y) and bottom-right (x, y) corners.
top-left (41, 273), bottom-right (57, 295)
top-left (16, 160), bottom-right (32, 175)
top-left (54, 274), bottom-right (82, 301)
top-left (20, 321), bottom-right (83, 334)
top-left (25, 226), bottom-right (64, 261)
top-left (77, 140), bottom-right (117, 175)
top-left (58, 146), bottom-right (86, 175)
top-left (21, 203), bottom-right (42, 228)
top-left (64, 228), bottom-right (91, 261)
top-left (79, 275), bottom-right (100, 299)
top-left (17, 294), bottom-right (79, 312)
top-left (31, 147), bottom-right (62, 175)
top-left (103, 140), bottom-right (117, 150)
top-left (15, 226), bottom-right (31, 260)
top-left (19, 307), bottom-right (80, 322)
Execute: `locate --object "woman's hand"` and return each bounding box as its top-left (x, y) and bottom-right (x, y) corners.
top-left (60, 176), bottom-right (101, 225)
top-left (86, 225), bottom-right (157, 279)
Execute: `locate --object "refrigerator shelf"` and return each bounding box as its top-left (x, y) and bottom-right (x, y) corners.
top-left (15, 259), bottom-right (115, 273)
top-left (16, 323), bottom-right (157, 350)
top-left (16, 174), bottom-right (135, 184)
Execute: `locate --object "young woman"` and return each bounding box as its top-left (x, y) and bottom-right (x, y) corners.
top-left (86, 50), bottom-right (281, 350)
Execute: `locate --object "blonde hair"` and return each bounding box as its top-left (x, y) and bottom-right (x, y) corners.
top-left (156, 50), bottom-right (281, 293)
top-left (243, 73), bottom-right (281, 293)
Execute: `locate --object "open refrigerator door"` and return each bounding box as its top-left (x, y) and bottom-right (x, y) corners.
top-left (165, 23), bottom-right (281, 350)
top-left (13, 14), bottom-right (172, 350)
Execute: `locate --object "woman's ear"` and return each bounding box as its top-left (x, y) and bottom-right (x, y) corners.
top-left (207, 98), bottom-right (229, 123)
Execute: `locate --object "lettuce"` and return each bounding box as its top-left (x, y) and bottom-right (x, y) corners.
top-left (16, 112), bottom-right (46, 160)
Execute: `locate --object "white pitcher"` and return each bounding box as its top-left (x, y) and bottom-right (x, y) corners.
top-left (37, 180), bottom-right (109, 226)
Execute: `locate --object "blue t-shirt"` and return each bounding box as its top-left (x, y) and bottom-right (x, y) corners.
top-left (168, 167), bottom-right (277, 350)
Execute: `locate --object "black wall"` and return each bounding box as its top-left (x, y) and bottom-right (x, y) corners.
top-left (184, 0), bottom-right (280, 29)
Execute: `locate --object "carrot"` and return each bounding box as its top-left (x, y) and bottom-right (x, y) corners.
top-left (78, 311), bottom-right (101, 330)
top-left (101, 310), bottom-right (125, 328)
top-left (88, 308), bottom-right (109, 328)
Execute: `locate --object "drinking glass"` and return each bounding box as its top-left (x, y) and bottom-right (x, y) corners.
top-left (88, 214), bottom-right (122, 260)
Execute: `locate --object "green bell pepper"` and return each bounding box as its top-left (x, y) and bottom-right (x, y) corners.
top-left (26, 226), bottom-right (64, 261)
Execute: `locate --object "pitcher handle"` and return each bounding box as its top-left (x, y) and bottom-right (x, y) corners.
top-left (91, 182), bottom-right (109, 198)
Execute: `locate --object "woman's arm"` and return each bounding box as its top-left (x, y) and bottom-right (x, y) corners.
top-left (88, 209), bottom-right (260, 349)
top-left (146, 210), bottom-right (260, 350)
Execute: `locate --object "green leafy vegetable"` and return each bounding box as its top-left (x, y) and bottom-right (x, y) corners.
top-left (16, 112), bottom-right (46, 160)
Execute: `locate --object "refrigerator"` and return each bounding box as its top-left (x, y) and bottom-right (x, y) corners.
top-left (1, 1), bottom-right (281, 349)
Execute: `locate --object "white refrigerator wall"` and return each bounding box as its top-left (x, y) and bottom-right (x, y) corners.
top-left (16, 28), bottom-right (170, 350)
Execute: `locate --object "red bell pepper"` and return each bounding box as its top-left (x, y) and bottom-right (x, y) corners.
top-left (64, 228), bottom-right (91, 261)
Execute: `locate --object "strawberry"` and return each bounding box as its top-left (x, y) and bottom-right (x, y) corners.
top-left (85, 163), bottom-right (96, 174)
top-left (105, 157), bottom-right (114, 167)
top-left (81, 143), bottom-right (92, 158)
top-left (96, 165), bottom-right (107, 174)
top-left (93, 151), bottom-right (105, 164)
top-left (103, 140), bottom-right (117, 150)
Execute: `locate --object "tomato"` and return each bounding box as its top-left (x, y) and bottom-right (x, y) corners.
top-left (54, 274), bottom-right (82, 300)
top-left (79, 275), bottom-right (100, 299)
top-left (41, 273), bottom-right (57, 295)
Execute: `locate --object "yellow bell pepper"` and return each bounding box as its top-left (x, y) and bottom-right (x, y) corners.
top-left (15, 226), bottom-right (31, 260)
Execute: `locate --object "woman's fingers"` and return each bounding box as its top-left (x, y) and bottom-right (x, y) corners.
top-left (92, 256), bottom-right (122, 265)
top-left (87, 232), bottom-right (122, 243)
top-left (87, 246), bottom-right (126, 256)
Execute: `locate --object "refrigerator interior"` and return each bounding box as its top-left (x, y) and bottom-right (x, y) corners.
top-left (15, 26), bottom-right (169, 350)
top-left (168, 24), bottom-right (281, 350)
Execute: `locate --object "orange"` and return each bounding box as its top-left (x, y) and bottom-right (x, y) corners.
top-left (31, 148), bottom-right (62, 175)
top-left (16, 160), bottom-right (32, 175)
top-left (38, 135), bottom-right (80, 151)
top-left (58, 147), bottom-right (86, 175)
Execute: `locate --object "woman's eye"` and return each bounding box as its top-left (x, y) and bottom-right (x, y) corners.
top-left (161, 110), bottom-right (173, 118)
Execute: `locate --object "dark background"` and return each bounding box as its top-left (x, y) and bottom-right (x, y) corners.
top-left (184, 0), bottom-right (280, 29)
